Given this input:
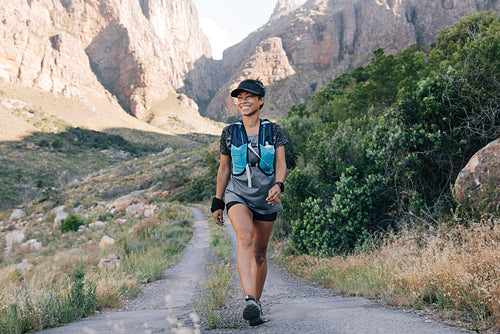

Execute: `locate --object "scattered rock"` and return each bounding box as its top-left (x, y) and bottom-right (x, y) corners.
top-left (21, 239), bottom-right (42, 252)
top-left (455, 138), bottom-right (500, 206)
top-left (6, 259), bottom-right (34, 277)
top-left (112, 194), bottom-right (143, 214)
top-left (115, 219), bottom-right (126, 227)
top-left (5, 229), bottom-right (26, 253)
top-left (144, 205), bottom-right (157, 218)
top-left (89, 221), bottom-right (106, 228)
top-left (99, 235), bottom-right (115, 249)
top-left (101, 149), bottom-right (132, 159)
top-left (54, 211), bottom-right (68, 230)
top-left (98, 253), bottom-right (120, 270)
top-left (126, 203), bottom-right (145, 216)
top-left (53, 205), bottom-right (66, 213)
top-left (9, 209), bottom-right (26, 221)
top-left (159, 147), bottom-right (173, 156)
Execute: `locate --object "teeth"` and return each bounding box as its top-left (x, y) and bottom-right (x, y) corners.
top-left (242, 106), bottom-right (251, 111)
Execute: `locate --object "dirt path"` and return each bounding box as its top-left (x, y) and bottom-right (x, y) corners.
top-left (39, 207), bottom-right (210, 334)
top-left (207, 216), bottom-right (467, 334)
top-left (39, 208), bottom-right (466, 334)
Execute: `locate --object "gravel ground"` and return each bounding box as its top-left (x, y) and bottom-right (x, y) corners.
top-left (39, 208), bottom-right (470, 334)
top-left (202, 216), bottom-right (468, 334)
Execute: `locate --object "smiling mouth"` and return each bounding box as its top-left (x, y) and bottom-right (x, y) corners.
top-left (241, 106), bottom-right (251, 111)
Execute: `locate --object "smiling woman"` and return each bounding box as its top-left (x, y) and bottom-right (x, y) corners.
top-left (211, 79), bottom-right (288, 326)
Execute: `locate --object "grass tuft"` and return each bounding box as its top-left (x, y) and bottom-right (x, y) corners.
top-left (196, 208), bottom-right (238, 329)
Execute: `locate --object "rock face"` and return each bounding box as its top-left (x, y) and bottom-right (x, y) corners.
top-left (192, 0), bottom-right (500, 121)
top-left (9, 209), bottom-right (26, 221)
top-left (208, 37), bottom-right (297, 121)
top-left (455, 138), bottom-right (500, 206)
top-left (0, 0), bottom-right (211, 120)
top-left (1, 0), bottom-right (498, 127)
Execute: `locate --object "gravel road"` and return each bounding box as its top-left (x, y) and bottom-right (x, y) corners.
top-left (208, 218), bottom-right (467, 334)
top-left (39, 207), bottom-right (467, 334)
top-left (39, 207), bottom-right (210, 334)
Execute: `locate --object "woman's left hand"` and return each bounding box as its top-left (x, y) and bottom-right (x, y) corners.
top-left (266, 184), bottom-right (281, 205)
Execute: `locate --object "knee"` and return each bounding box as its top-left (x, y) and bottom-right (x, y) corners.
top-left (238, 231), bottom-right (254, 249)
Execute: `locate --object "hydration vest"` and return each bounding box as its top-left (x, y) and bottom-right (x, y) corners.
top-left (230, 119), bottom-right (275, 177)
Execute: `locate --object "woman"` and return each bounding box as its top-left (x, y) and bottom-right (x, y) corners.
top-left (211, 79), bottom-right (287, 326)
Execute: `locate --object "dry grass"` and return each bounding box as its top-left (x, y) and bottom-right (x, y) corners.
top-left (276, 215), bottom-right (500, 332)
top-left (0, 203), bottom-right (193, 333)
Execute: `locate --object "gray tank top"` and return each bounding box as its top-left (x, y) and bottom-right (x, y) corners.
top-left (224, 134), bottom-right (283, 214)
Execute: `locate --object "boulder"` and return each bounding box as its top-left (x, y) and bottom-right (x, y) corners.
top-left (6, 259), bottom-right (33, 277)
top-left (455, 138), bottom-right (500, 205)
top-left (21, 239), bottom-right (42, 252)
top-left (53, 211), bottom-right (68, 230)
top-left (98, 253), bottom-right (120, 270)
top-left (99, 235), bottom-right (114, 249)
top-left (89, 221), bottom-right (106, 228)
top-left (9, 209), bottom-right (26, 221)
top-left (112, 194), bottom-right (143, 213)
top-left (126, 203), bottom-right (145, 216)
top-left (144, 205), bottom-right (157, 218)
top-left (5, 229), bottom-right (26, 252)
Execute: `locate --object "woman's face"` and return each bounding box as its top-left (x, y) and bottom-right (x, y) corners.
top-left (235, 91), bottom-right (264, 117)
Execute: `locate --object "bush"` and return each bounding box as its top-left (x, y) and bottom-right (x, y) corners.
top-left (281, 13), bottom-right (499, 254)
top-left (61, 214), bottom-right (84, 232)
top-left (289, 173), bottom-right (391, 255)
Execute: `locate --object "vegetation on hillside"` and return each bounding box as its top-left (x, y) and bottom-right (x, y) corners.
top-left (272, 12), bottom-right (499, 330)
top-left (0, 132), bottom-right (217, 333)
top-left (278, 12), bottom-right (499, 255)
top-left (0, 128), bottom-right (209, 211)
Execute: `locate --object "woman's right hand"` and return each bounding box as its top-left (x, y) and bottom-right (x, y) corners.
top-left (213, 209), bottom-right (224, 226)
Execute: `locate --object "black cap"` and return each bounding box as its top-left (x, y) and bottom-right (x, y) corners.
top-left (230, 79), bottom-right (265, 97)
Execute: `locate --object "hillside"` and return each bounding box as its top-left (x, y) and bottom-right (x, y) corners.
top-left (2, 0), bottom-right (498, 135)
top-left (0, 0), bottom-right (220, 140)
top-left (0, 133), bottom-right (219, 332)
top-left (0, 80), bottom-right (222, 142)
top-left (186, 0), bottom-right (500, 121)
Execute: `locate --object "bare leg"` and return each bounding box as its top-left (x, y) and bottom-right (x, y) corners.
top-left (228, 204), bottom-right (275, 300)
top-left (229, 204), bottom-right (258, 297)
top-left (252, 219), bottom-right (275, 300)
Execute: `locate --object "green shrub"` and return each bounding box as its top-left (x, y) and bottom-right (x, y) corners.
top-left (172, 175), bottom-right (216, 203)
top-left (290, 173), bottom-right (391, 255)
top-left (281, 12), bottom-right (499, 255)
top-left (61, 214), bottom-right (84, 232)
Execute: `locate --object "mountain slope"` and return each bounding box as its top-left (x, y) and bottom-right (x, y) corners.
top-left (0, 0), bottom-right (220, 140)
top-left (190, 0), bottom-right (500, 121)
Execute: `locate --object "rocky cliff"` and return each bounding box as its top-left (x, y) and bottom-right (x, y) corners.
top-left (0, 0), bottom-right (211, 122)
top-left (1, 0), bottom-right (498, 130)
top-left (192, 0), bottom-right (500, 121)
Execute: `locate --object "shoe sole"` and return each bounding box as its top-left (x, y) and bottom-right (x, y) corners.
top-left (249, 316), bottom-right (265, 326)
top-left (243, 301), bottom-right (260, 321)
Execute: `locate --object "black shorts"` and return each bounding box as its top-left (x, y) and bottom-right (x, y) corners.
top-left (226, 201), bottom-right (277, 222)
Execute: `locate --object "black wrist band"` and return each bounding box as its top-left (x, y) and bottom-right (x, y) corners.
top-left (211, 197), bottom-right (225, 212)
top-left (275, 181), bottom-right (285, 193)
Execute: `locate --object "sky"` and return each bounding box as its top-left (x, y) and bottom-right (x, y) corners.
top-left (191, 0), bottom-right (279, 60)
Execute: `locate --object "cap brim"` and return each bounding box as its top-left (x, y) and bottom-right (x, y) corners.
top-left (230, 88), bottom-right (263, 98)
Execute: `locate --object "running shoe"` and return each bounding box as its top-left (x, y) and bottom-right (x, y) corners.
top-left (243, 295), bottom-right (265, 326)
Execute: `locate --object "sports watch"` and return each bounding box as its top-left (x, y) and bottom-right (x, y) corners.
top-left (275, 181), bottom-right (285, 193)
